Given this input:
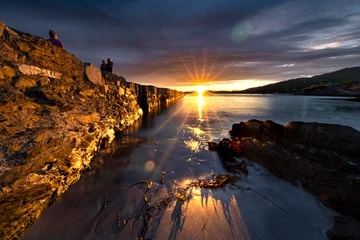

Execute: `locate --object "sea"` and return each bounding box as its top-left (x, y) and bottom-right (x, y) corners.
top-left (23, 94), bottom-right (360, 240)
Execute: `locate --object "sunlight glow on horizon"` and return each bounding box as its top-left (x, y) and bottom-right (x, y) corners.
top-left (168, 79), bottom-right (278, 92)
top-left (195, 85), bottom-right (206, 96)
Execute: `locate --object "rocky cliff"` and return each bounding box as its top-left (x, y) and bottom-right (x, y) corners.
top-left (0, 22), bottom-right (183, 239)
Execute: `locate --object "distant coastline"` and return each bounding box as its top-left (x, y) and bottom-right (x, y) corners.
top-left (186, 90), bottom-right (360, 99)
top-left (186, 66), bottom-right (360, 97)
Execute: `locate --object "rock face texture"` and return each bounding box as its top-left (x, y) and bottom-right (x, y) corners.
top-left (217, 119), bottom-right (360, 239)
top-left (0, 22), bottom-right (183, 239)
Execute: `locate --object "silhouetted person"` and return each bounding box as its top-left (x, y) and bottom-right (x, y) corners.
top-left (48, 30), bottom-right (64, 49)
top-left (106, 58), bottom-right (113, 73)
top-left (100, 60), bottom-right (106, 71)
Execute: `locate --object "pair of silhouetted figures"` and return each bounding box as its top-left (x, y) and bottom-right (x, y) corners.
top-left (100, 58), bottom-right (114, 73)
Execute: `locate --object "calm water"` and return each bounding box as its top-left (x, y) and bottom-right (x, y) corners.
top-left (23, 94), bottom-right (360, 240)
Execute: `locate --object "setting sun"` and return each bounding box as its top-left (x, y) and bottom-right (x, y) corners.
top-left (195, 85), bottom-right (206, 96)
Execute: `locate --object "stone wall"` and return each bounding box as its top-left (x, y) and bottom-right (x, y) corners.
top-left (0, 22), bottom-right (183, 240)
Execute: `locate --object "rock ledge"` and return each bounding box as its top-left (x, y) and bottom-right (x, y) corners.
top-left (0, 22), bottom-right (183, 239)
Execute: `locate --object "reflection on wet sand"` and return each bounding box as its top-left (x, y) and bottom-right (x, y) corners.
top-left (153, 189), bottom-right (251, 240)
top-left (117, 174), bottom-right (252, 240)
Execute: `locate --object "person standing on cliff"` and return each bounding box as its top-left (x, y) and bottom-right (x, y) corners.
top-left (100, 60), bottom-right (107, 71)
top-left (48, 30), bottom-right (64, 49)
top-left (106, 58), bottom-right (113, 73)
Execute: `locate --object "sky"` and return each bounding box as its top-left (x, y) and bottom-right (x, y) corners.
top-left (1, 0), bottom-right (360, 91)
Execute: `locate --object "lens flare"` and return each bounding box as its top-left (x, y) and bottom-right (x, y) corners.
top-left (144, 160), bottom-right (155, 172)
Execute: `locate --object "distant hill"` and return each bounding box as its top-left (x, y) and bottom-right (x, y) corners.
top-left (236, 67), bottom-right (360, 96)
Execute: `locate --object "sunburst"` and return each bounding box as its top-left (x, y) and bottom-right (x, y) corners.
top-left (176, 50), bottom-right (225, 93)
top-left (195, 85), bottom-right (206, 96)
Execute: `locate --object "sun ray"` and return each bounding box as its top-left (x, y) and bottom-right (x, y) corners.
top-left (180, 56), bottom-right (197, 82)
top-left (201, 51), bottom-right (207, 84)
top-left (192, 56), bottom-right (200, 83)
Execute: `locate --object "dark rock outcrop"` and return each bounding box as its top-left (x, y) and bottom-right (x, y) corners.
top-left (0, 22), bottom-right (183, 239)
top-left (217, 119), bottom-right (360, 239)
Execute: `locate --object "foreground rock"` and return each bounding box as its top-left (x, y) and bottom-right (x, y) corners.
top-left (0, 22), bottom-right (183, 239)
top-left (215, 119), bottom-right (360, 239)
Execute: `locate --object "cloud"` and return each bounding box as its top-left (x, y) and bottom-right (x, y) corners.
top-left (1, 0), bottom-right (359, 89)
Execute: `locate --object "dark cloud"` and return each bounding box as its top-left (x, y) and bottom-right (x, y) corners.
top-left (1, 0), bottom-right (359, 90)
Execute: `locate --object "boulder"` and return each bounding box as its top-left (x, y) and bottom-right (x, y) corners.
top-left (217, 119), bottom-right (360, 239)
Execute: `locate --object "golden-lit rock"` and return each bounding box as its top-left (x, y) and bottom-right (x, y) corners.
top-left (0, 21), bottom-right (183, 240)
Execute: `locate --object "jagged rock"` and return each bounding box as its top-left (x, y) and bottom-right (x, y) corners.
top-left (84, 63), bottom-right (102, 85)
top-left (327, 215), bottom-right (360, 240)
top-left (207, 141), bottom-right (217, 151)
top-left (218, 119), bottom-right (360, 239)
top-left (0, 22), bottom-right (183, 240)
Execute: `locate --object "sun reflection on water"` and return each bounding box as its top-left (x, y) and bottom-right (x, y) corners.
top-left (184, 139), bottom-right (201, 153)
top-left (188, 126), bottom-right (204, 136)
top-left (182, 90), bottom-right (209, 153)
top-left (197, 93), bottom-right (204, 121)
